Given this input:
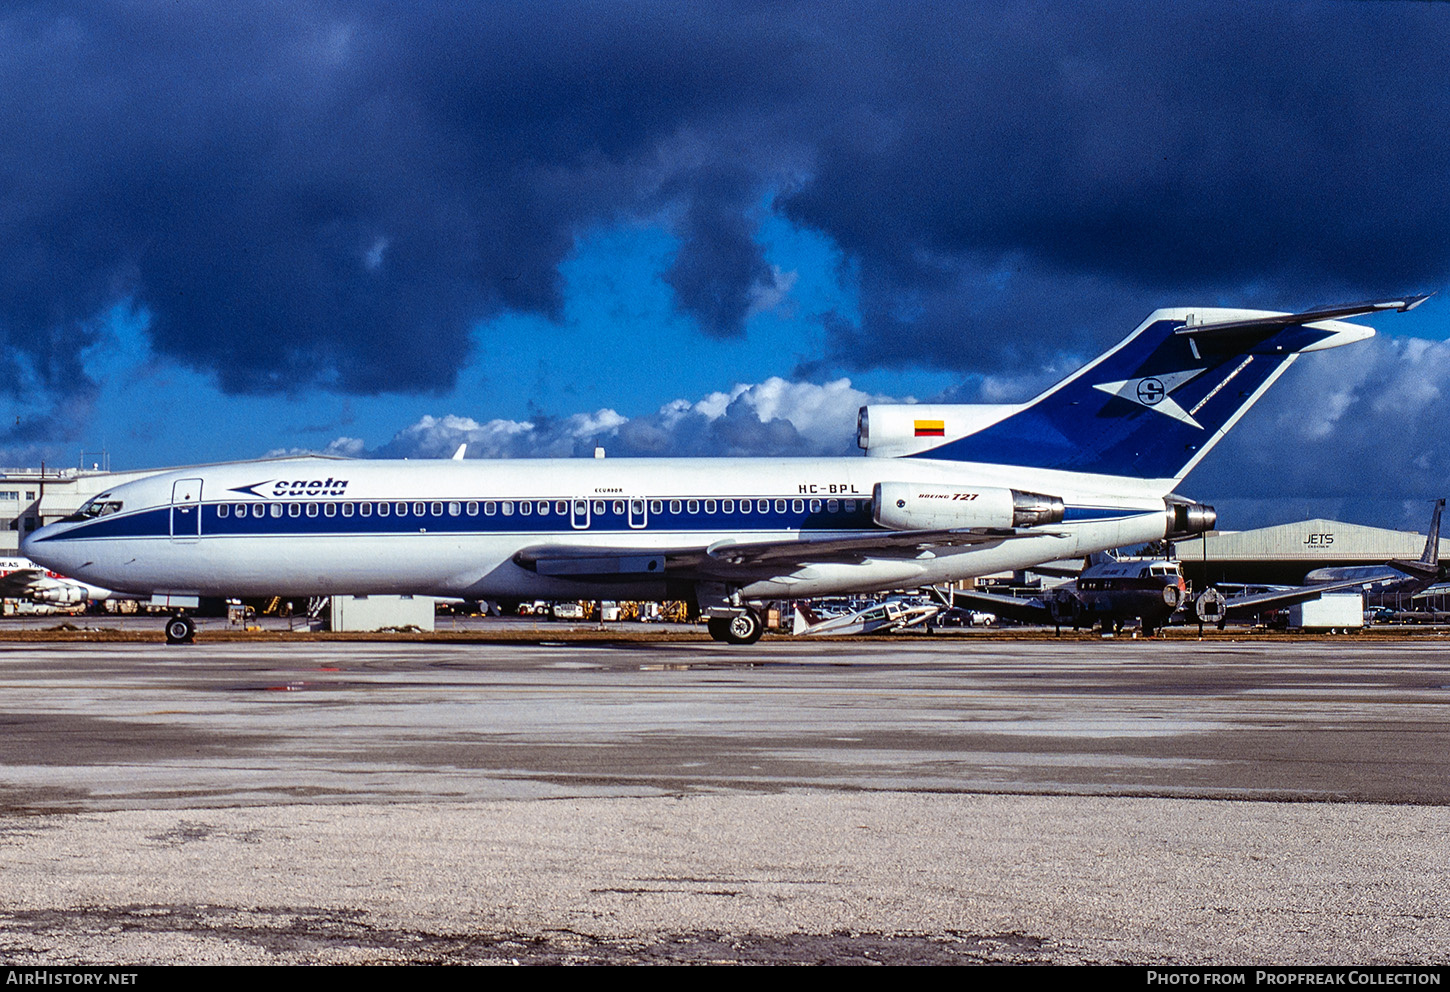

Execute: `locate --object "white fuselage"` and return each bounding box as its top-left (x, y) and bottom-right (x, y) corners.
top-left (23, 455), bottom-right (1172, 603)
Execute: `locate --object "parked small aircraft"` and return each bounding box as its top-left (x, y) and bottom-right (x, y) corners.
top-left (792, 598), bottom-right (940, 636)
top-left (934, 553), bottom-right (1187, 635)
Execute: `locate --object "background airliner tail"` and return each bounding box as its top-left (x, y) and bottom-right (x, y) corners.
top-left (1388, 498), bottom-right (1444, 581)
top-left (859, 296), bottom-right (1427, 488)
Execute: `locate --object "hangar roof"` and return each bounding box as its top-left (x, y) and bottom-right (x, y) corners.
top-left (1173, 518), bottom-right (1441, 564)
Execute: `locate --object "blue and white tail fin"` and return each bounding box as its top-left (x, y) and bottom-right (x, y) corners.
top-left (858, 296), bottom-right (1427, 488)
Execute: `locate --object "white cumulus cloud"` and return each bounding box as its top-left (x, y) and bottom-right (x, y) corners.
top-left (343, 377), bottom-right (900, 461)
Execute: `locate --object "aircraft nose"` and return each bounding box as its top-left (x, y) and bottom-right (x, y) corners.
top-left (21, 522), bottom-right (66, 568)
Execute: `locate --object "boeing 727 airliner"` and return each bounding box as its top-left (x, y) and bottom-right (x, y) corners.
top-left (22, 297), bottom-right (1428, 643)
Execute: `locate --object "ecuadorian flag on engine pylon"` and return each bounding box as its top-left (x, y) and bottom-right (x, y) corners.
top-left (914, 420), bottom-right (945, 437)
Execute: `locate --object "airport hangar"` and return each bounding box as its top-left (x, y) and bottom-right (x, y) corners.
top-left (1171, 518), bottom-right (1447, 587)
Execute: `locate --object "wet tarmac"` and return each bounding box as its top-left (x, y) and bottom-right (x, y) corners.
top-left (2, 635), bottom-right (1448, 964)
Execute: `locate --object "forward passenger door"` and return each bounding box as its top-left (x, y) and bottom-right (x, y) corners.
top-left (170, 478), bottom-right (203, 542)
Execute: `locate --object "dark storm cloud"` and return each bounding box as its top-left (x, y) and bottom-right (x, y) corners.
top-left (0, 0), bottom-right (802, 415)
top-left (778, 3), bottom-right (1450, 375)
top-left (661, 165), bottom-right (775, 338)
top-left (3, 0), bottom-right (1448, 430)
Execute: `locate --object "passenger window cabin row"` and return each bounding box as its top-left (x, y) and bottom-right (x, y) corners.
top-left (214, 497), bottom-right (863, 519)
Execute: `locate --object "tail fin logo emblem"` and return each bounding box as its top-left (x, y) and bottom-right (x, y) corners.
top-left (1093, 368), bottom-right (1205, 429)
top-left (1136, 378), bottom-right (1165, 405)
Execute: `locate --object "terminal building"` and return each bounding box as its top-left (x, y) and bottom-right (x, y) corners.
top-left (0, 463), bottom-right (163, 556)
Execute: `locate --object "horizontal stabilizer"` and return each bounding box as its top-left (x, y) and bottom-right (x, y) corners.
top-left (1175, 295), bottom-right (1432, 337)
top-left (1387, 558), bottom-right (1439, 581)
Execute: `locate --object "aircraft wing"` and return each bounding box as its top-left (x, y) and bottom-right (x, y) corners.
top-left (515, 527), bottom-right (1069, 580)
top-left (1217, 577), bottom-right (1375, 621)
top-left (1023, 559), bottom-right (1085, 579)
top-left (893, 607), bottom-right (941, 630)
top-left (931, 586), bottom-right (1052, 625)
top-left (0, 568), bottom-right (46, 595)
top-left (704, 526), bottom-right (1068, 566)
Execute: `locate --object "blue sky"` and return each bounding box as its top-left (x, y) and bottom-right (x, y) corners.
top-left (4, 1), bottom-right (1450, 531)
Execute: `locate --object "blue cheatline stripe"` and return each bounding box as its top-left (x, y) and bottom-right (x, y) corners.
top-left (42, 497), bottom-right (873, 540)
top-left (32, 507), bottom-right (171, 541)
top-left (36, 498), bottom-right (1153, 542)
top-left (1061, 506), bottom-right (1151, 522)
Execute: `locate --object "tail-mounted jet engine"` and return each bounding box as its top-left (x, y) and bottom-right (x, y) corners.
top-left (856, 404), bottom-right (1018, 458)
top-left (1164, 499), bottom-right (1216, 539)
top-left (873, 483), bottom-right (1065, 531)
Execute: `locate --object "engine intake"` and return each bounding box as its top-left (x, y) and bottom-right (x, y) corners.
top-left (874, 482), bottom-right (1065, 531)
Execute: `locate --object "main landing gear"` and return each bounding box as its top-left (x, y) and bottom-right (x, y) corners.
top-left (164, 614), bottom-right (196, 645)
top-left (706, 609), bottom-right (765, 645)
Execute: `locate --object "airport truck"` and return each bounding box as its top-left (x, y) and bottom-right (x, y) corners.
top-left (1288, 592), bottom-right (1364, 633)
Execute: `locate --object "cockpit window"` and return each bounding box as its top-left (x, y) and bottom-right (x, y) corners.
top-left (65, 496), bottom-right (123, 522)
